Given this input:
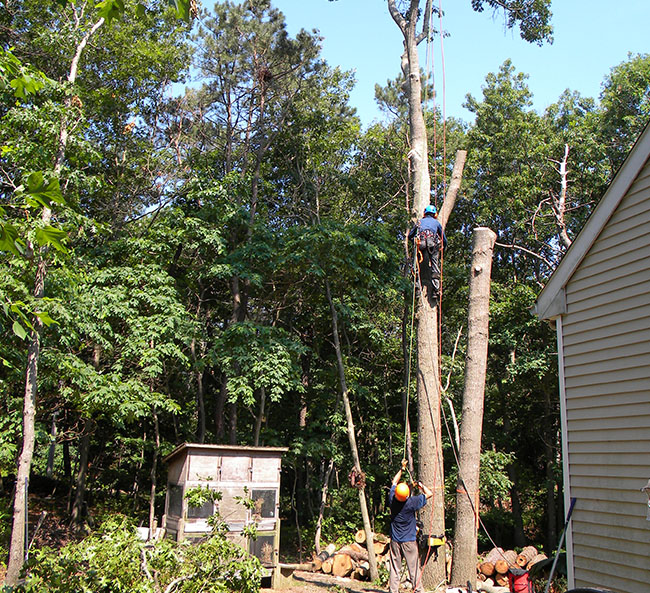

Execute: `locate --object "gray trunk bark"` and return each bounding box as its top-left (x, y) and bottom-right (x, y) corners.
top-left (253, 386), bottom-right (266, 446)
top-left (70, 419), bottom-right (93, 530)
top-left (314, 458), bottom-right (335, 555)
top-left (450, 227), bottom-right (497, 588)
top-left (148, 407), bottom-right (160, 538)
top-left (5, 14), bottom-right (105, 584)
top-left (325, 279), bottom-right (379, 582)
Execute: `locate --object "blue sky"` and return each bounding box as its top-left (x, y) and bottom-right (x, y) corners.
top-left (271, 0), bottom-right (649, 127)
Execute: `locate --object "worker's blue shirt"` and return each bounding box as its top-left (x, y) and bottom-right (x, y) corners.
top-left (388, 485), bottom-right (426, 543)
top-left (408, 215), bottom-right (447, 248)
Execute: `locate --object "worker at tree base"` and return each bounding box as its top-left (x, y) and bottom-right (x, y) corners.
top-left (408, 205), bottom-right (447, 300)
top-left (388, 459), bottom-right (434, 593)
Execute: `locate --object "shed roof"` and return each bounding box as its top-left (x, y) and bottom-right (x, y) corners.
top-left (535, 121), bottom-right (650, 320)
top-left (163, 442), bottom-right (289, 464)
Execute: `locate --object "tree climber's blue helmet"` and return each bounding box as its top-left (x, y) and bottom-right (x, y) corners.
top-left (424, 205), bottom-right (437, 217)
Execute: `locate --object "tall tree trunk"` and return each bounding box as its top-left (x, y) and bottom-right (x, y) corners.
top-left (450, 227), bottom-right (497, 588)
top-left (215, 371), bottom-right (227, 442)
top-left (387, 7), bottom-right (468, 578)
top-left (148, 407), bottom-right (160, 538)
top-left (5, 14), bottom-right (105, 584)
top-left (325, 279), bottom-right (379, 582)
top-left (70, 419), bottom-right (93, 531)
top-left (228, 401), bottom-right (237, 445)
top-left (314, 458), bottom-right (335, 555)
top-left (291, 467), bottom-right (303, 563)
top-left (506, 458), bottom-right (527, 548)
top-left (193, 349), bottom-right (206, 443)
top-left (5, 309), bottom-right (42, 584)
top-left (253, 386), bottom-right (266, 446)
top-left (46, 412), bottom-right (58, 479)
top-left (62, 439), bottom-right (71, 484)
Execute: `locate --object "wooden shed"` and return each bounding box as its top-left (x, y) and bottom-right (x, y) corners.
top-left (163, 443), bottom-right (288, 577)
top-left (535, 123), bottom-right (650, 593)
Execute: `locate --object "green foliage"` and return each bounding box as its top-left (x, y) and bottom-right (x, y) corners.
top-left (3, 0), bottom-right (650, 576)
top-left (0, 47), bottom-right (50, 100)
top-left (213, 323), bottom-right (305, 407)
top-left (184, 485), bottom-right (223, 509)
top-left (18, 514), bottom-right (263, 593)
top-left (470, 0), bottom-right (553, 44)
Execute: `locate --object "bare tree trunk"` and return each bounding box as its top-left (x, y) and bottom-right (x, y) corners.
top-left (191, 335), bottom-right (206, 444)
top-left (291, 467), bottom-right (303, 563)
top-left (46, 412), bottom-right (58, 479)
top-left (450, 227), bottom-right (497, 588)
top-left (5, 309), bottom-right (42, 584)
top-left (314, 458), bottom-right (335, 555)
top-left (5, 14), bottom-right (105, 584)
top-left (325, 279), bottom-right (379, 582)
top-left (70, 419), bottom-right (93, 531)
top-left (148, 407), bottom-right (160, 538)
top-left (215, 372), bottom-right (227, 441)
top-left (550, 144), bottom-right (573, 249)
top-left (228, 401), bottom-right (237, 445)
top-left (253, 386), bottom-right (266, 446)
top-left (508, 468), bottom-right (527, 548)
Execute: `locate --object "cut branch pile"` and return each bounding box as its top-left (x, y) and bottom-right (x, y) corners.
top-left (477, 546), bottom-right (547, 588)
top-left (309, 531), bottom-right (390, 580)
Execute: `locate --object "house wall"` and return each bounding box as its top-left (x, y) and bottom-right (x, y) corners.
top-left (560, 157), bottom-right (650, 592)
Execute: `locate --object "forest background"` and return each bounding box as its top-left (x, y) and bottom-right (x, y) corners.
top-left (1, 0), bottom-right (650, 588)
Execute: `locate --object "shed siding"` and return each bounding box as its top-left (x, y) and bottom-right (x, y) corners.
top-left (560, 157), bottom-right (650, 593)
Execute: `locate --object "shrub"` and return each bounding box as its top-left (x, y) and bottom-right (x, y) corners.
top-left (16, 514), bottom-right (262, 593)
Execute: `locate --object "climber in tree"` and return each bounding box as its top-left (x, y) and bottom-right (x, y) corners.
top-left (408, 205), bottom-right (447, 301)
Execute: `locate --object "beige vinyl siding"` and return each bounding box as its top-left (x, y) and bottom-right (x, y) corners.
top-left (558, 157), bottom-right (650, 593)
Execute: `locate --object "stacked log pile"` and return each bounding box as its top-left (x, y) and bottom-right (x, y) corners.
top-left (309, 530), bottom-right (390, 580)
top-left (477, 546), bottom-right (547, 588)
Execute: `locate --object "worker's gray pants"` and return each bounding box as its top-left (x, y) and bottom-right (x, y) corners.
top-left (389, 539), bottom-right (422, 593)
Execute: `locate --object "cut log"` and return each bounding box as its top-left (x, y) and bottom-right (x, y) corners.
top-left (479, 561), bottom-right (495, 577)
top-left (484, 547), bottom-right (505, 565)
top-left (373, 540), bottom-right (388, 556)
top-left (354, 529), bottom-right (367, 544)
top-left (494, 559), bottom-right (509, 575)
top-left (494, 573), bottom-right (509, 587)
top-left (503, 549), bottom-right (518, 567)
top-left (352, 561), bottom-right (370, 581)
top-left (312, 543), bottom-right (336, 571)
top-left (277, 562), bottom-right (314, 572)
top-left (338, 544), bottom-right (369, 563)
top-left (516, 546), bottom-right (538, 567)
top-left (321, 558), bottom-right (333, 574)
top-left (527, 553), bottom-right (548, 569)
top-left (331, 553), bottom-right (354, 577)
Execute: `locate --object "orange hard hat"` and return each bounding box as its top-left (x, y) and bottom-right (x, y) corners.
top-left (395, 482), bottom-right (410, 502)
